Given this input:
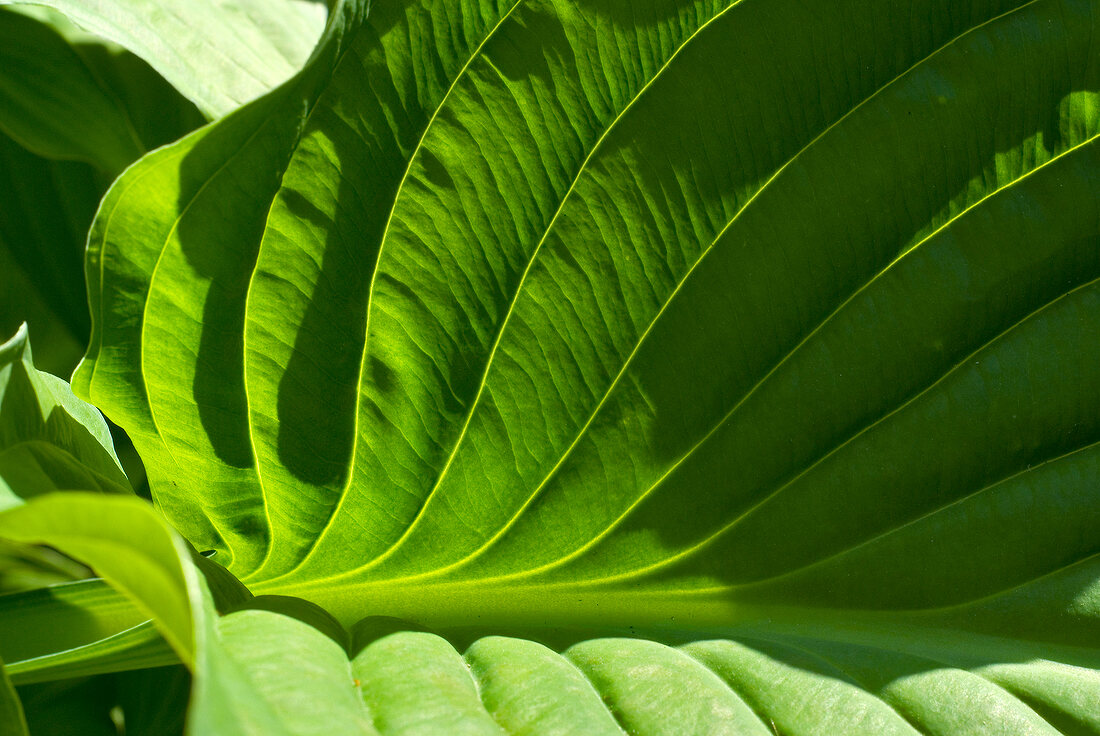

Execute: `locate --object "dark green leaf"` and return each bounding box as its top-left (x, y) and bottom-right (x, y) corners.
top-left (0, 658), bottom-right (27, 736)
top-left (0, 8), bottom-right (144, 174)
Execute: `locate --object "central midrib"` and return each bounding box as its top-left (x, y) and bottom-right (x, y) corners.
top-left (254, 574), bottom-right (755, 630)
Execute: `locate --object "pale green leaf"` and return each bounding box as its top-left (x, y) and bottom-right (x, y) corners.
top-left (1, 0), bottom-right (328, 118)
top-left (0, 326), bottom-right (130, 507)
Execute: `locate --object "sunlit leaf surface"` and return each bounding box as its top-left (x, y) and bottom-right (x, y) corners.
top-left (4, 0), bottom-right (1099, 731)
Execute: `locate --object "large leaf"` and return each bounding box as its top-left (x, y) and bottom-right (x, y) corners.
top-left (0, 0), bottom-right (328, 119)
top-left (58, 0), bottom-right (1100, 731)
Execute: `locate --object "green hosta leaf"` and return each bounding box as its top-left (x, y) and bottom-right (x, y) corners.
top-left (0, 0), bottom-right (328, 119)
top-left (0, 7), bottom-right (205, 174)
top-left (0, 579), bottom-right (174, 685)
top-left (0, 495), bottom-right (195, 659)
top-left (0, 136), bottom-right (103, 373)
top-left (0, 7), bottom-right (144, 174)
top-left (0, 542), bottom-right (89, 594)
top-left (0, 326), bottom-right (130, 507)
top-left (3, 495), bottom-right (1100, 733)
top-left (0, 493), bottom-right (367, 735)
top-left (62, 0), bottom-right (1100, 731)
top-left (0, 8), bottom-right (203, 381)
top-left (0, 580), bottom-right (146, 668)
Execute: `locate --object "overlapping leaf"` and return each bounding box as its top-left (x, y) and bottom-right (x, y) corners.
top-left (5, 491), bottom-right (1100, 734)
top-left (0, 326), bottom-right (130, 507)
top-left (0, 7), bottom-right (204, 379)
top-left (0, 0), bottom-right (328, 118)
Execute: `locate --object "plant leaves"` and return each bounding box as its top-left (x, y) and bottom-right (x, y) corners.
top-left (0, 325), bottom-right (130, 507)
top-left (0, 0), bottom-right (328, 119)
top-left (0, 7), bottom-right (207, 170)
top-left (0, 577), bottom-right (177, 685)
top-left (0, 7), bottom-right (204, 383)
top-left (3, 495), bottom-right (1100, 733)
top-left (11, 665), bottom-right (189, 736)
top-left (0, 493), bottom-right (356, 735)
top-left (15, 676), bottom-right (119, 736)
top-left (0, 7), bottom-right (144, 174)
top-left (115, 666), bottom-right (191, 736)
top-left (62, 0), bottom-right (1100, 731)
top-left (0, 494), bottom-right (272, 731)
top-left (0, 135), bottom-right (103, 371)
top-left (0, 541), bottom-right (90, 594)
top-left (0, 579), bottom-right (151, 673)
top-left (0, 495), bottom-right (197, 660)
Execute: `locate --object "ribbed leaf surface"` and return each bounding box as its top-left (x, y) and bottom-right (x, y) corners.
top-left (62, 0), bottom-right (1100, 731)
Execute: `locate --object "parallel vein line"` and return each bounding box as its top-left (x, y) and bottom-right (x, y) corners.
top-left (350, 0), bottom-right (1047, 587)
top-left (578, 272), bottom-right (1100, 589)
top-left (84, 143), bottom-right (188, 396)
top-left (138, 121), bottom-right (272, 479)
top-left (243, 15), bottom-right (369, 576)
top-left (422, 134), bottom-right (1100, 591)
top-left (347, 0), bottom-right (752, 572)
top-left (288, 0), bottom-right (528, 573)
top-left (735, 436), bottom-right (1100, 591)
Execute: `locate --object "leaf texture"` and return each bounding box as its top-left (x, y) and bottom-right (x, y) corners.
top-left (2, 492), bottom-right (1099, 733)
top-left (58, 0), bottom-right (1100, 731)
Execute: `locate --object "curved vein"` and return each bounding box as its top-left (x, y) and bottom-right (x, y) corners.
top-left (574, 270), bottom-right (1100, 589)
top-left (285, 0), bottom-right (529, 574)
top-left (349, 0), bottom-right (751, 574)
top-left (352, 0), bottom-right (1047, 587)
top-left (734, 437), bottom-right (1100, 592)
